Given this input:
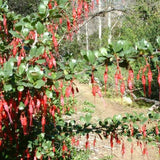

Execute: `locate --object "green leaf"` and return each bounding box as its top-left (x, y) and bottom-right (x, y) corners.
top-left (85, 113), bottom-right (92, 124)
top-left (34, 80), bottom-right (45, 89)
top-left (140, 117), bottom-right (148, 124)
top-left (43, 0), bottom-right (49, 5)
top-left (0, 0), bottom-right (2, 6)
top-left (46, 90), bottom-right (53, 98)
top-left (3, 58), bottom-right (15, 77)
top-left (4, 84), bottom-right (12, 92)
top-left (36, 46), bottom-right (45, 57)
top-left (48, 151), bottom-right (54, 158)
top-left (157, 36), bottom-right (160, 46)
top-left (133, 124), bottom-right (139, 130)
top-left (112, 41), bottom-right (123, 53)
top-left (42, 32), bottom-right (50, 43)
top-left (19, 102), bottom-right (25, 110)
top-left (36, 59), bottom-right (46, 64)
top-left (19, 63), bottom-right (26, 75)
top-left (22, 28), bottom-right (29, 37)
top-left (9, 30), bottom-right (22, 38)
top-left (29, 46), bottom-right (37, 58)
top-left (36, 22), bottom-right (44, 34)
top-left (38, 3), bottom-right (46, 14)
top-left (17, 86), bottom-right (24, 91)
top-left (99, 47), bottom-right (107, 56)
top-left (87, 50), bottom-right (96, 65)
top-left (36, 151), bottom-right (42, 159)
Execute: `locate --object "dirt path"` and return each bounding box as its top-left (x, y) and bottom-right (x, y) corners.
top-left (73, 81), bottom-right (159, 160)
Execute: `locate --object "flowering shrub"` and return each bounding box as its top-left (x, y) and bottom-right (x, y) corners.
top-left (0, 0), bottom-right (160, 159)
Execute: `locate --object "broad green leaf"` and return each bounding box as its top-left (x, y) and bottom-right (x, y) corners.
top-left (112, 41), bottom-right (123, 53)
top-left (0, 0), bottom-right (2, 6)
top-left (46, 90), bottom-right (53, 98)
top-left (157, 36), bottom-right (160, 46)
top-left (42, 0), bottom-right (50, 6)
top-left (3, 59), bottom-right (14, 77)
top-left (99, 47), bottom-right (107, 56)
top-left (17, 86), bottom-right (24, 91)
top-left (42, 32), bottom-right (50, 43)
top-left (36, 46), bottom-right (45, 57)
top-left (85, 113), bottom-right (92, 124)
top-left (94, 50), bottom-right (100, 58)
top-left (36, 151), bottom-right (42, 159)
top-left (140, 117), bottom-right (148, 124)
top-left (22, 28), bottom-right (29, 37)
top-left (87, 50), bottom-right (96, 65)
top-left (4, 84), bottom-right (12, 92)
top-left (36, 59), bottom-right (46, 64)
top-left (133, 124), bottom-right (139, 130)
top-left (19, 102), bottom-right (25, 110)
top-left (34, 80), bottom-right (45, 89)
top-left (29, 46), bottom-right (37, 58)
top-left (48, 151), bottom-right (54, 158)
top-left (9, 30), bottom-right (22, 38)
top-left (19, 63), bottom-right (26, 75)
top-left (36, 22), bottom-right (44, 35)
top-left (38, 3), bottom-right (46, 14)
top-left (136, 39), bottom-right (153, 53)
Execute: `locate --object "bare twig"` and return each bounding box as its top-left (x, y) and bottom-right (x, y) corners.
top-left (58, 7), bottom-right (126, 45)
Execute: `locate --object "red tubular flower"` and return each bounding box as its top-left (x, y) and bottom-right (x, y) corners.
top-left (131, 143), bottom-right (134, 154)
top-left (59, 18), bottom-right (63, 25)
top-left (148, 68), bottom-right (152, 97)
top-left (93, 137), bottom-right (96, 147)
top-left (114, 72), bottom-right (118, 93)
top-left (60, 94), bottom-right (64, 106)
top-left (130, 124), bottom-right (134, 136)
top-left (41, 116), bottom-right (46, 133)
top-left (156, 125), bottom-right (159, 135)
top-left (121, 142), bottom-right (125, 156)
top-left (3, 101), bottom-right (13, 124)
top-left (3, 14), bottom-right (8, 34)
top-left (96, 0), bottom-right (99, 5)
top-left (29, 101), bottom-right (33, 127)
top-left (62, 142), bottom-right (68, 152)
top-left (142, 74), bottom-right (146, 96)
top-left (43, 94), bottom-right (47, 115)
top-left (142, 124), bottom-right (146, 138)
top-left (48, 59), bottom-right (53, 69)
top-left (128, 77), bottom-right (133, 91)
top-left (92, 85), bottom-right (96, 97)
top-left (20, 114), bottom-right (28, 135)
top-left (120, 81), bottom-right (125, 98)
top-left (110, 133), bottom-right (113, 149)
top-left (17, 55), bottom-right (22, 67)
top-left (65, 85), bottom-right (72, 98)
top-left (71, 136), bottom-right (75, 146)
top-left (52, 33), bottom-right (58, 52)
top-left (67, 19), bottom-right (71, 32)
top-left (85, 140), bottom-right (89, 149)
top-left (48, 0), bottom-right (52, 9)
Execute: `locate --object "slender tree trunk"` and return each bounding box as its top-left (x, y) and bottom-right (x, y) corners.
top-left (108, 6), bottom-right (111, 44)
top-left (86, 23), bottom-right (89, 53)
top-left (98, 0), bottom-right (102, 46)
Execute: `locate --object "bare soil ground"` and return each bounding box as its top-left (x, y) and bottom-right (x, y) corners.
top-left (72, 81), bottom-right (159, 160)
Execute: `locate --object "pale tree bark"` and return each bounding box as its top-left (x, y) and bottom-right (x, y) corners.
top-left (98, 0), bottom-right (102, 46)
top-left (108, 6), bottom-right (112, 44)
top-left (86, 23), bottom-right (89, 53)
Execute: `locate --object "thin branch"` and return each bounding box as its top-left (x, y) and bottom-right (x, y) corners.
top-left (58, 7), bottom-right (126, 45)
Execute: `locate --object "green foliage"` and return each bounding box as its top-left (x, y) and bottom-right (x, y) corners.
top-left (7, 0), bottom-right (41, 15)
top-left (113, 0), bottom-right (160, 47)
